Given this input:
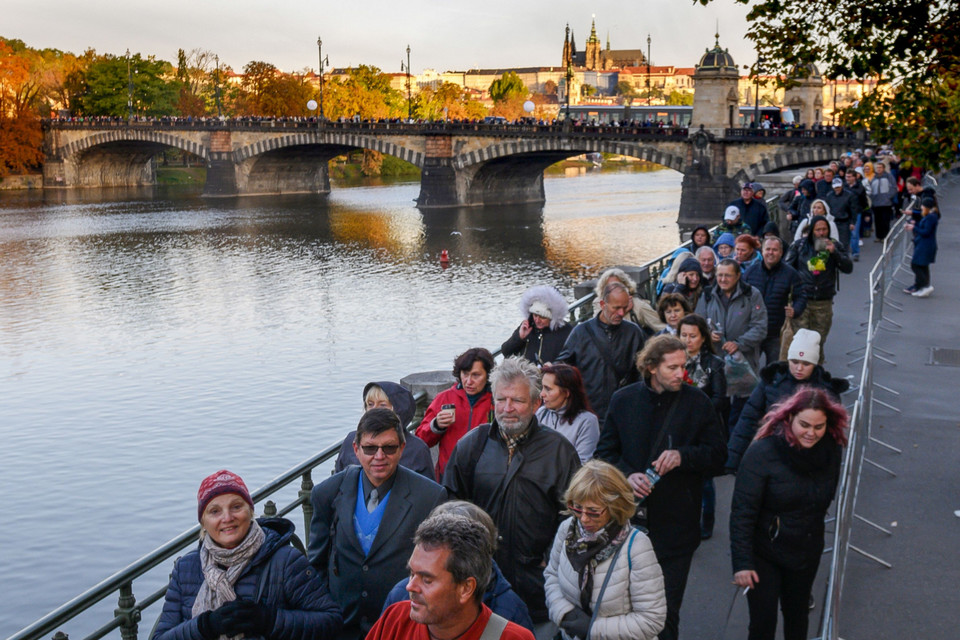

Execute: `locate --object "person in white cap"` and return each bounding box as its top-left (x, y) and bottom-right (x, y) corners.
top-left (724, 329), bottom-right (850, 471)
top-left (726, 182), bottom-right (769, 237)
top-left (711, 205), bottom-right (751, 243)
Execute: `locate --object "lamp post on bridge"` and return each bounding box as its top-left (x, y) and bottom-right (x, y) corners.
top-left (646, 34), bottom-right (651, 106)
top-left (317, 36), bottom-right (329, 127)
top-left (401, 45), bottom-right (413, 122)
top-left (753, 54), bottom-right (765, 128)
top-left (214, 54), bottom-right (222, 118)
top-left (125, 49), bottom-right (134, 121)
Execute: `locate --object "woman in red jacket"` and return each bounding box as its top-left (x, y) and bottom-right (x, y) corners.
top-left (415, 347), bottom-right (495, 480)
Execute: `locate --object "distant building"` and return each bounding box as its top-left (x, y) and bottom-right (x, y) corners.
top-left (562, 19), bottom-right (646, 71)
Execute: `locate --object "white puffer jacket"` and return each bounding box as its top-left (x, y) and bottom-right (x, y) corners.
top-left (544, 518), bottom-right (666, 640)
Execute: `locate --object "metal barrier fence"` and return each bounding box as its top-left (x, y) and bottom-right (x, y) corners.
top-left (817, 213), bottom-right (916, 640)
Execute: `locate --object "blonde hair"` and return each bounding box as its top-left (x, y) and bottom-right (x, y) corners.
top-left (564, 460), bottom-right (636, 526)
top-left (595, 268), bottom-right (638, 298)
top-left (363, 384), bottom-right (390, 409)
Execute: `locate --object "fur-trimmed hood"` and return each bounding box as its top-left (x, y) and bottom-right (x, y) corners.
top-left (520, 285), bottom-right (569, 330)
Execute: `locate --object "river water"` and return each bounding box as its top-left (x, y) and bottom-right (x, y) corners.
top-left (0, 167), bottom-right (682, 637)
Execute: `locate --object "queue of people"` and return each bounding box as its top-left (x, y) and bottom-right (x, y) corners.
top-left (153, 151), bottom-right (943, 640)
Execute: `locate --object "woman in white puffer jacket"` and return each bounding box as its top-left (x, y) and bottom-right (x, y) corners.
top-left (544, 460), bottom-right (666, 640)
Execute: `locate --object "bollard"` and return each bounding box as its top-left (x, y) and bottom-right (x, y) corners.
top-left (401, 370), bottom-right (454, 426)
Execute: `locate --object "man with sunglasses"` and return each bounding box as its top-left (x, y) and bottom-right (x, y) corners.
top-left (308, 408), bottom-right (447, 640)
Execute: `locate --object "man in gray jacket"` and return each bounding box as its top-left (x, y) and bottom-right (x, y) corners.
top-left (695, 259), bottom-right (767, 428)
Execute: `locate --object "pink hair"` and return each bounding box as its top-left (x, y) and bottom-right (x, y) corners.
top-left (756, 387), bottom-right (849, 447)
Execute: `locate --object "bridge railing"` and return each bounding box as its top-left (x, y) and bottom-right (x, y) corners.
top-left (43, 118), bottom-right (691, 140)
top-left (723, 127), bottom-right (858, 142)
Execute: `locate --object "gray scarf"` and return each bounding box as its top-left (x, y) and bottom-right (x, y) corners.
top-left (191, 519), bottom-right (265, 634)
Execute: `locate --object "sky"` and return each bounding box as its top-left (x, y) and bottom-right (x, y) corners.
top-left (6, 0), bottom-right (755, 74)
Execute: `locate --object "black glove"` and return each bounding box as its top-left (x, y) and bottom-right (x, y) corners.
top-left (225, 600), bottom-right (276, 637)
top-left (560, 607), bottom-right (591, 640)
top-left (197, 600), bottom-right (246, 639)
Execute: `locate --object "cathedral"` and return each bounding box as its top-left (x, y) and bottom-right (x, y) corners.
top-left (561, 19), bottom-right (647, 71)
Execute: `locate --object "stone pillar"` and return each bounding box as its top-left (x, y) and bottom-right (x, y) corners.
top-left (417, 135), bottom-right (462, 208)
top-left (678, 137), bottom-right (738, 227)
top-left (204, 129), bottom-right (238, 196)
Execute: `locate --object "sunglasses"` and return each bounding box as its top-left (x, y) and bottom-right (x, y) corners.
top-left (567, 504), bottom-right (607, 520)
top-left (359, 444), bottom-right (401, 456)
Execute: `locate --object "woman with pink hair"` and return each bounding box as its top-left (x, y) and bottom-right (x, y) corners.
top-left (729, 387), bottom-right (848, 640)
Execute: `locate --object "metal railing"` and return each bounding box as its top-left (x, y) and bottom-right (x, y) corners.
top-left (816, 213), bottom-right (915, 639)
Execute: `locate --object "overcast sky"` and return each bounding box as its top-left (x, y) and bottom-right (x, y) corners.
top-left (7, 0), bottom-right (755, 74)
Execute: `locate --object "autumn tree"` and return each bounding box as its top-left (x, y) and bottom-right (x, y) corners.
top-left (324, 65), bottom-right (404, 120)
top-left (697, 0), bottom-right (960, 170)
top-left (414, 82), bottom-right (486, 120)
top-left (665, 90), bottom-right (693, 106)
top-left (0, 39), bottom-right (45, 175)
top-left (489, 71), bottom-right (528, 120)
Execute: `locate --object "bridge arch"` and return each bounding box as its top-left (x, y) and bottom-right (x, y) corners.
top-left (731, 145), bottom-right (839, 185)
top-left (232, 133), bottom-right (424, 168)
top-left (452, 137), bottom-right (684, 173)
top-left (56, 129), bottom-right (209, 161)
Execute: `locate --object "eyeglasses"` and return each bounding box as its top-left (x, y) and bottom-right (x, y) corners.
top-left (359, 444), bottom-right (401, 456)
top-left (567, 504), bottom-right (607, 520)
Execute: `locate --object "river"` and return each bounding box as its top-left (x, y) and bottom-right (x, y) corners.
top-left (0, 167), bottom-right (682, 637)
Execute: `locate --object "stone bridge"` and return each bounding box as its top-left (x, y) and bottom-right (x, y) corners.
top-left (42, 120), bottom-right (859, 224)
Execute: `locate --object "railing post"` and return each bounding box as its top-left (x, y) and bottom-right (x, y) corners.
top-left (300, 471), bottom-right (315, 546)
top-left (52, 632), bottom-right (68, 640)
top-left (262, 500), bottom-right (278, 517)
top-left (114, 582), bottom-right (140, 640)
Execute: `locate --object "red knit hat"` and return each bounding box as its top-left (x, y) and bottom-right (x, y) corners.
top-left (197, 470), bottom-right (254, 521)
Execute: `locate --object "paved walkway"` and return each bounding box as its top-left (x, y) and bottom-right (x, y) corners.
top-left (679, 171), bottom-right (960, 639)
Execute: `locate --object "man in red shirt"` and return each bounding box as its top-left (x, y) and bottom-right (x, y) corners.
top-left (366, 513), bottom-right (533, 640)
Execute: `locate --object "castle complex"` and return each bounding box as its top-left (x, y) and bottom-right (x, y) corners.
top-left (561, 19), bottom-right (646, 71)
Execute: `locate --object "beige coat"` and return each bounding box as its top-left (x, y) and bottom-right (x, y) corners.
top-left (544, 518), bottom-right (666, 640)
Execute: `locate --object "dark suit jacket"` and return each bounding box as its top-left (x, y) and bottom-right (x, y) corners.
top-left (307, 465), bottom-right (447, 640)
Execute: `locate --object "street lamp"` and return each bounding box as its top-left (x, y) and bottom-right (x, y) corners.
top-left (646, 34), bottom-right (651, 106)
top-left (214, 54), bottom-right (222, 118)
top-left (126, 49), bottom-right (134, 121)
top-left (317, 37), bottom-right (329, 124)
top-left (753, 54), bottom-right (764, 128)
top-left (400, 45), bottom-right (412, 122)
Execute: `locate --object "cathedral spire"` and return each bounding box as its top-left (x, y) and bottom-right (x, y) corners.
top-left (588, 15), bottom-right (599, 44)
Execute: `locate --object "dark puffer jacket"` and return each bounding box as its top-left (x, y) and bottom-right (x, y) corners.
top-left (725, 361), bottom-right (849, 470)
top-left (743, 259), bottom-right (807, 337)
top-left (784, 216), bottom-right (854, 301)
top-left (730, 433), bottom-right (842, 573)
top-left (380, 560), bottom-right (534, 632)
top-left (152, 518), bottom-right (342, 640)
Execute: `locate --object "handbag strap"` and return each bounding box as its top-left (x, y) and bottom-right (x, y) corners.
top-left (584, 321), bottom-right (630, 385)
top-left (585, 529), bottom-right (631, 636)
top-left (478, 612), bottom-right (509, 640)
top-left (643, 391), bottom-right (682, 470)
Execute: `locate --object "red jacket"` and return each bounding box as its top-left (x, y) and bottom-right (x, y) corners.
top-left (415, 384), bottom-right (493, 481)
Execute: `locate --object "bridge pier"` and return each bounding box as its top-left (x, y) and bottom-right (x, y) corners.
top-left (677, 137), bottom-right (739, 228)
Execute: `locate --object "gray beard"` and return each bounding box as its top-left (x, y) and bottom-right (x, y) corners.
top-left (497, 415), bottom-right (532, 437)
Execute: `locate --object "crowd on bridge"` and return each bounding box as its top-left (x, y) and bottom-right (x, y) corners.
top-left (149, 147), bottom-right (940, 640)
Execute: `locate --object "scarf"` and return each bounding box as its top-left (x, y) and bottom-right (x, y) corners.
top-left (685, 354), bottom-right (710, 390)
top-left (564, 518), bottom-right (629, 613)
top-left (191, 519), bottom-right (266, 635)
